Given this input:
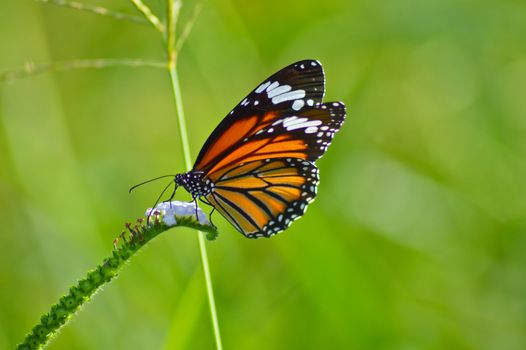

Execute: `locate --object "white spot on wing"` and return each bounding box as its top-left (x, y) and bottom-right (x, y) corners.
top-left (266, 81), bottom-right (279, 92)
top-left (283, 116), bottom-right (302, 128)
top-left (285, 119), bottom-right (323, 131)
top-left (255, 81), bottom-right (270, 93)
top-left (292, 100), bottom-right (305, 111)
top-left (272, 90), bottom-right (306, 104)
top-left (307, 99), bottom-right (314, 106)
top-left (305, 126), bottom-right (318, 134)
top-left (267, 85), bottom-right (291, 98)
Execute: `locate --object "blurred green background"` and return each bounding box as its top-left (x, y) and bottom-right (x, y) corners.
top-left (1, 0), bottom-right (526, 349)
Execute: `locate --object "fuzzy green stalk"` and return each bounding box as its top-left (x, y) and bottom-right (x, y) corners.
top-left (17, 216), bottom-right (218, 350)
top-left (165, 1), bottom-right (223, 348)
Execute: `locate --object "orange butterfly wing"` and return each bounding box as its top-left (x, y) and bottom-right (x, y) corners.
top-left (205, 158), bottom-right (318, 238)
top-left (193, 60), bottom-right (346, 174)
top-left (189, 60), bottom-right (346, 237)
top-left (203, 103), bottom-right (345, 182)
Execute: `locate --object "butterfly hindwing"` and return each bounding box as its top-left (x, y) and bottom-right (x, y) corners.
top-left (205, 158), bottom-right (319, 238)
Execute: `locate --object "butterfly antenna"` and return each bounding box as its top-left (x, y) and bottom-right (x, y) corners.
top-left (129, 174), bottom-right (177, 193)
top-left (146, 180), bottom-right (176, 224)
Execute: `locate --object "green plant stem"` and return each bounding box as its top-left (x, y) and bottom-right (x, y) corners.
top-left (17, 217), bottom-right (218, 350)
top-left (167, 42), bottom-right (224, 350)
top-left (166, 1), bottom-right (223, 347)
top-left (12, 0), bottom-right (222, 348)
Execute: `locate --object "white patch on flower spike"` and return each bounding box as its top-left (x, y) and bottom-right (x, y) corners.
top-left (292, 99), bottom-right (305, 111)
top-left (164, 214), bottom-right (177, 226)
top-left (145, 200), bottom-right (210, 226)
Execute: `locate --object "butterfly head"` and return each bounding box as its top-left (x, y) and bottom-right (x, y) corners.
top-left (174, 171), bottom-right (213, 198)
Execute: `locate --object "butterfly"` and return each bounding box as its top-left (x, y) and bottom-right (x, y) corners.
top-left (137, 60), bottom-right (346, 238)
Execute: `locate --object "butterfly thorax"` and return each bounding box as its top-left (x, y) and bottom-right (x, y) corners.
top-left (175, 171), bottom-right (214, 198)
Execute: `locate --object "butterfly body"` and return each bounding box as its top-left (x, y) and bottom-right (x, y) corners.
top-left (175, 171), bottom-right (213, 197)
top-left (170, 60), bottom-right (346, 238)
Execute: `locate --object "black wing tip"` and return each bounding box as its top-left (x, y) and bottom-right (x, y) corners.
top-left (333, 101), bottom-right (347, 117)
top-left (293, 58), bottom-right (322, 65)
top-left (290, 59), bottom-right (324, 72)
top-left (326, 100), bottom-right (346, 108)
top-left (317, 101), bottom-right (347, 118)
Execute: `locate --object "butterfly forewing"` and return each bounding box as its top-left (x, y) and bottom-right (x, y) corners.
top-left (194, 59), bottom-right (327, 173)
top-left (205, 158), bottom-right (319, 238)
top-left (203, 101), bottom-right (345, 181)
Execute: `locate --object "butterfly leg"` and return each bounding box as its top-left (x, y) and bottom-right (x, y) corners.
top-left (164, 181), bottom-right (177, 208)
top-left (208, 207), bottom-right (216, 227)
top-left (191, 196), bottom-right (199, 222)
top-left (199, 197), bottom-right (216, 228)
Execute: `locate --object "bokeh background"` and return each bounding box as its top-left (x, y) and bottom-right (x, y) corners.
top-left (1, 0), bottom-right (526, 349)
